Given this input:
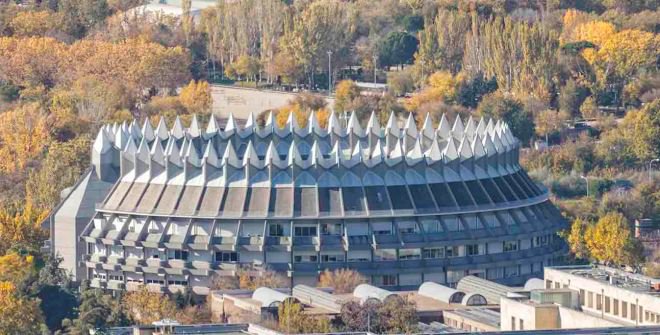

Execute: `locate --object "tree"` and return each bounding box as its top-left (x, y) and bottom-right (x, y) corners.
top-left (9, 11), bottom-right (57, 37)
top-left (334, 80), bottom-right (361, 114)
top-left (377, 31), bottom-right (418, 68)
top-left (416, 9), bottom-right (470, 74)
top-left (181, 0), bottom-right (193, 47)
top-left (238, 266), bottom-right (288, 290)
top-left (318, 269), bottom-right (366, 294)
top-left (0, 281), bottom-right (44, 335)
top-left (338, 297), bottom-right (417, 333)
top-left (63, 284), bottom-right (127, 334)
top-left (456, 72), bottom-right (498, 108)
top-left (278, 300), bottom-right (330, 334)
top-left (378, 295), bottom-right (418, 334)
top-left (406, 71), bottom-right (462, 112)
top-left (123, 288), bottom-right (177, 325)
top-left (477, 93), bottom-right (535, 144)
top-left (0, 103), bottom-right (50, 174)
top-left (579, 96), bottom-right (599, 119)
top-left (585, 212), bottom-right (642, 266)
top-left (57, 0), bottom-right (110, 38)
top-left (559, 79), bottom-right (588, 118)
top-left (387, 69), bottom-right (415, 97)
top-left (0, 204), bottom-right (48, 255)
top-left (0, 37), bottom-right (66, 88)
top-left (567, 218), bottom-right (590, 260)
top-left (0, 252), bottom-right (35, 287)
top-left (26, 136), bottom-right (91, 211)
top-left (179, 80), bottom-right (212, 115)
top-left (535, 109), bottom-right (568, 144)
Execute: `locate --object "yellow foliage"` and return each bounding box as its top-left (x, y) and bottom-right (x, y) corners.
top-left (405, 71), bottom-right (461, 112)
top-left (0, 37), bottom-right (66, 88)
top-left (123, 288), bottom-right (177, 325)
top-left (318, 269), bottom-right (366, 294)
top-left (278, 301), bottom-right (330, 334)
top-left (585, 212), bottom-right (638, 266)
top-left (179, 80), bottom-right (212, 114)
top-left (0, 103), bottom-right (50, 174)
top-left (0, 253), bottom-right (35, 286)
top-left (0, 204), bottom-right (49, 255)
top-left (276, 103), bottom-right (308, 129)
top-left (9, 11), bottom-right (57, 37)
top-left (334, 80), bottom-right (361, 113)
top-left (560, 9), bottom-right (593, 43)
top-left (0, 281), bottom-right (44, 334)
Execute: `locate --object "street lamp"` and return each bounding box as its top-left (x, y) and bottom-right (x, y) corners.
top-left (372, 54), bottom-right (378, 85)
top-left (649, 158), bottom-right (660, 183)
top-left (580, 175), bottom-right (589, 197)
top-left (327, 50), bottom-right (333, 96)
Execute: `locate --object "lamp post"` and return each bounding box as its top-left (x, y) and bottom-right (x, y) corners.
top-left (581, 175), bottom-right (589, 197)
top-left (649, 158), bottom-right (660, 183)
top-left (327, 50), bottom-right (333, 96)
top-left (372, 54), bottom-right (378, 85)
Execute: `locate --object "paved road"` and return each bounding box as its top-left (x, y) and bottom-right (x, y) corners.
top-left (211, 85), bottom-right (335, 120)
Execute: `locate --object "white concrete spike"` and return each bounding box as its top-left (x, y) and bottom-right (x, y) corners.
top-left (266, 141), bottom-right (287, 169)
top-left (130, 119), bottom-right (142, 140)
top-left (452, 116), bottom-right (464, 138)
top-left (485, 118), bottom-right (495, 137)
top-left (425, 137), bottom-right (442, 163)
top-left (476, 117), bottom-right (486, 136)
top-left (288, 141), bottom-right (303, 168)
top-left (404, 112), bottom-right (418, 139)
top-left (111, 123), bottom-right (119, 139)
top-left (103, 124), bottom-right (113, 140)
top-left (114, 124), bottom-right (129, 150)
top-left (443, 137), bottom-right (459, 161)
top-left (386, 139), bottom-right (404, 166)
top-left (156, 117), bottom-right (169, 141)
top-left (492, 132), bottom-right (505, 153)
top-left (503, 123), bottom-right (516, 144)
top-left (124, 137), bottom-right (137, 155)
top-left (166, 138), bottom-right (182, 166)
top-left (136, 137), bottom-right (150, 162)
top-left (222, 142), bottom-right (240, 167)
top-left (265, 111), bottom-right (274, 130)
top-left (328, 111), bottom-right (341, 135)
top-left (348, 111), bottom-right (364, 136)
top-left (188, 114), bottom-right (201, 138)
top-left (472, 134), bottom-right (486, 159)
top-left (309, 110), bottom-right (323, 135)
top-left (342, 141), bottom-right (361, 168)
top-left (386, 111), bottom-right (400, 137)
top-left (328, 140), bottom-right (341, 167)
top-left (179, 137), bottom-right (189, 158)
top-left (257, 111), bottom-right (274, 138)
top-left (224, 113), bottom-right (237, 137)
top-left (310, 140), bottom-right (321, 166)
top-left (369, 138), bottom-right (384, 165)
top-left (437, 113), bottom-right (452, 139)
top-left (458, 135), bottom-right (473, 160)
top-left (243, 140), bottom-right (261, 168)
top-left (483, 134), bottom-right (497, 156)
top-left (203, 140), bottom-right (220, 167)
top-left (142, 118), bottom-right (155, 142)
top-left (366, 111), bottom-right (381, 135)
top-left (171, 115), bottom-right (185, 139)
top-left (206, 115), bottom-right (220, 136)
top-left (150, 139), bottom-right (166, 163)
top-left (406, 138), bottom-right (423, 164)
top-left (245, 112), bottom-right (255, 130)
top-left (186, 141), bottom-right (201, 167)
top-left (287, 110), bottom-right (299, 133)
top-left (464, 116), bottom-right (476, 139)
top-left (93, 127), bottom-right (112, 154)
top-left (421, 113), bottom-right (435, 139)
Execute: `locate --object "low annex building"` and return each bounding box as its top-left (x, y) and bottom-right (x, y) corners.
top-left (47, 110), bottom-right (567, 293)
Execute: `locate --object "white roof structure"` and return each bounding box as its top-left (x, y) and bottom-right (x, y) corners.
top-left (353, 283), bottom-right (401, 304)
top-left (252, 287), bottom-right (297, 308)
top-left (418, 281), bottom-right (465, 304)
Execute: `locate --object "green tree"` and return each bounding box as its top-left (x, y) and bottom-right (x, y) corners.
top-left (62, 283), bottom-right (127, 334)
top-left (377, 31), bottom-right (418, 68)
top-left (477, 93), bottom-right (535, 144)
top-left (58, 0), bottom-right (110, 38)
top-left (278, 300), bottom-right (330, 334)
top-left (416, 9), bottom-right (470, 74)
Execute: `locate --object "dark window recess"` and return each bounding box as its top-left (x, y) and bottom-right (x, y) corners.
top-left (512, 172), bottom-right (536, 197)
top-left (215, 252), bottom-right (238, 262)
top-left (503, 174), bottom-right (529, 199)
top-left (364, 186), bottom-right (391, 212)
top-left (294, 187), bottom-right (318, 217)
top-left (480, 179), bottom-right (506, 203)
top-left (465, 181), bottom-right (491, 205)
top-left (170, 250), bottom-right (189, 260)
top-left (318, 187), bottom-right (342, 215)
top-left (341, 187), bottom-right (366, 214)
top-left (429, 183), bottom-right (458, 208)
top-left (492, 177), bottom-right (518, 201)
top-left (386, 185), bottom-right (414, 210)
top-left (294, 226), bottom-right (317, 237)
top-left (269, 224), bottom-right (284, 236)
top-left (447, 182), bottom-right (475, 207)
top-left (408, 184), bottom-right (437, 211)
top-left (518, 170), bottom-right (542, 195)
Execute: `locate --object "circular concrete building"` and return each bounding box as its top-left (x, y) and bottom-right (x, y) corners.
top-left (52, 111), bottom-right (565, 294)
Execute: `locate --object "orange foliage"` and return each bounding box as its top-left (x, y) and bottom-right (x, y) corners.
top-left (0, 103), bottom-right (50, 174)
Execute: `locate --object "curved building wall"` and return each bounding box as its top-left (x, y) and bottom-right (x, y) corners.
top-left (73, 112), bottom-right (567, 294)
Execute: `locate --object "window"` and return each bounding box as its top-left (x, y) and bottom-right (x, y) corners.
top-left (466, 244), bottom-right (480, 256)
top-left (294, 254), bottom-right (318, 263)
top-left (423, 248), bottom-right (444, 259)
top-left (93, 272), bottom-right (106, 280)
top-left (622, 301), bottom-right (628, 318)
top-left (631, 303), bottom-right (637, 321)
top-left (215, 252), bottom-right (238, 262)
top-left (374, 249), bottom-right (397, 261)
top-left (579, 289), bottom-right (585, 306)
top-left (445, 246), bottom-right (458, 258)
top-left (613, 299), bottom-right (619, 315)
top-left (109, 274), bottom-right (124, 281)
top-left (519, 319), bottom-right (524, 330)
top-left (269, 224), bottom-right (284, 236)
top-left (294, 226), bottom-right (317, 237)
top-left (169, 249), bottom-right (189, 261)
top-left (321, 254), bottom-right (344, 262)
top-left (546, 280), bottom-right (553, 289)
top-left (321, 223), bottom-right (342, 235)
top-left (87, 243), bottom-right (95, 254)
top-left (587, 292), bottom-right (593, 308)
top-left (398, 249), bottom-right (421, 260)
top-left (596, 294), bottom-right (602, 310)
top-left (146, 279), bottom-right (165, 285)
top-left (168, 280), bottom-right (188, 286)
top-left (503, 241), bottom-right (518, 252)
top-left (511, 317), bottom-right (516, 330)
top-left (605, 296), bottom-right (611, 313)
top-left (378, 274), bottom-right (396, 286)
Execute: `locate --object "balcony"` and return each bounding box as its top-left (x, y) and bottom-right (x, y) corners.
top-left (126, 281), bottom-right (143, 291)
top-left (89, 254), bottom-right (107, 263)
top-left (106, 255), bottom-right (125, 265)
top-left (264, 236), bottom-right (291, 251)
top-left (191, 260), bottom-right (211, 270)
top-left (145, 258), bottom-right (166, 268)
top-left (319, 235), bottom-right (342, 249)
top-left (236, 236), bottom-right (263, 251)
top-left (373, 233), bottom-right (400, 248)
top-left (291, 236), bottom-right (319, 251)
top-left (400, 232), bottom-right (425, 244)
top-left (345, 235), bottom-right (370, 249)
top-left (146, 283), bottom-right (165, 293)
top-left (90, 278), bottom-right (106, 289)
top-left (125, 258), bottom-right (145, 267)
top-left (107, 280), bottom-right (125, 290)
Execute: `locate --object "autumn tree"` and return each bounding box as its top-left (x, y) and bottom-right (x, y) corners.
top-left (0, 252), bottom-right (35, 287)
top-left (585, 212), bottom-right (643, 267)
top-left (406, 71), bottom-right (462, 113)
top-left (535, 109), bottom-right (568, 144)
top-left (0, 281), bottom-right (44, 334)
top-left (0, 37), bottom-right (66, 88)
top-left (0, 203), bottom-right (48, 254)
top-left (318, 269), bottom-right (366, 294)
top-left (0, 103), bottom-right (50, 174)
top-left (278, 300), bottom-right (330, 334)
top-left (416, 9), bottom-right (470, 74)
top-left (8, 11), bottom-right (57, 37)
top-left (579, 96), bottom-right (599, 119)
top-left (179, 80), bottom-right (212, 115)
top-left (567, 218), bottom-right (590, 260)
top-left (338, 296), bottom-right (417, 333)
top-left (123, 288), bottom-right (177, 325)
top-left (237, 266), bottom-right (288, 290)
top-left (477, 93), bottom-right (535, 144)
top-left (334, 80), bottom-right (361, 114)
